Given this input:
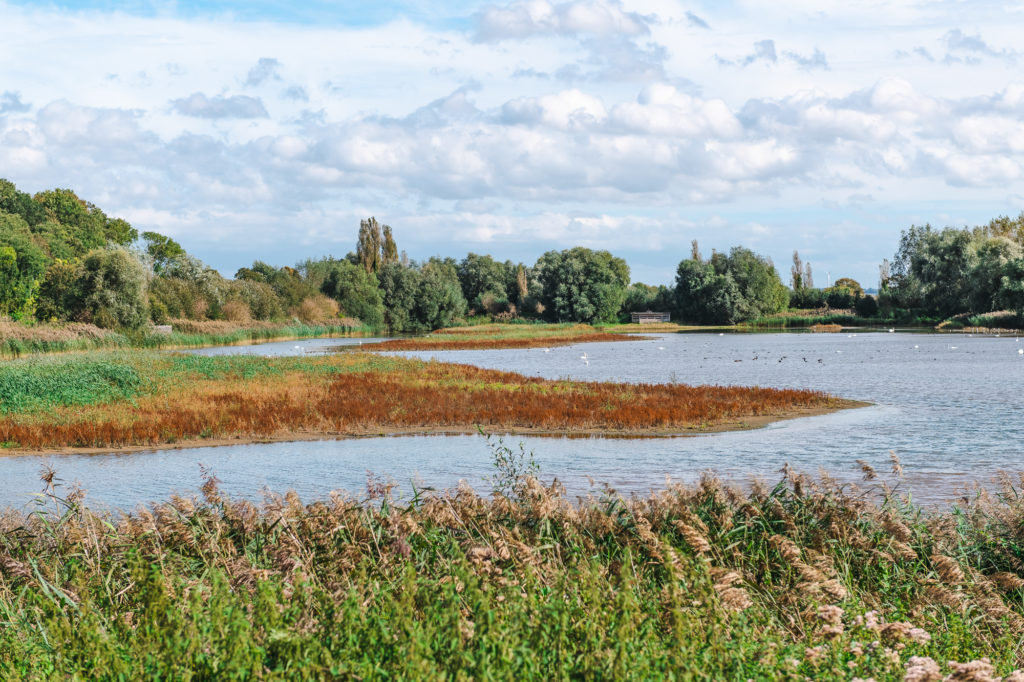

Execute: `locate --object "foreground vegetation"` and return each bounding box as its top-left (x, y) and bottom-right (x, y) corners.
top-left (3, 460), bottom-right (1024, 679)
top-left (0, 351), bottom-right (844, 450)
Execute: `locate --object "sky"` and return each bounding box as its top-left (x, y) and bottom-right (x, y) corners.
top-left (2, 1), bottom-right (1024, 287)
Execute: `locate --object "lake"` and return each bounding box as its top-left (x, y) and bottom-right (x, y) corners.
top-left (2, 331), bottom-right (1021, 510)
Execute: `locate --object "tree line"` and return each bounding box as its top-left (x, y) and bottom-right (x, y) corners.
top-left (2, 178), bottom-right (1023, 332)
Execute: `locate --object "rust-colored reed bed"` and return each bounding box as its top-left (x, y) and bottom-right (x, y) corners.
top-left (0, 355), bottom-right (850, 450)
top-left (809, 323), bottom-right (843, 332)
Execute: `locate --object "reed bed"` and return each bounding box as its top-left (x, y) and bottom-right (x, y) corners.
top-left (0, 351), bottom-right (844, 450)
top-left (3, 460), bottom-right (1024, 679)
top-left (0, 319), bottom-right (372, 358)
top-left (366, 323), bottom-right (646, 351)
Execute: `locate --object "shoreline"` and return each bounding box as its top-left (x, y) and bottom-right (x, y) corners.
top-left (0, 399), bottom-right (868, 457)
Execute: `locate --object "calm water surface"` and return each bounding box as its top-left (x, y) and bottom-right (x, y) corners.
top-left (3, 332), bottom-right (1022, 509)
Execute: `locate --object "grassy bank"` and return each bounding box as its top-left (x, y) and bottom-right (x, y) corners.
top-left (0, 319), bottom-right (372, 358)
top-left (364, 323), bottom-right (648, 351)
top-left (3, 462), bottom-right (1024, 679)
top-left (0, 351), bottom-right (848, 451)
top-left (741, 312), bottom-right (884, 329)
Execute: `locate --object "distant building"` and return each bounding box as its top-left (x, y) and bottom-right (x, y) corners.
top-left (630, 311), bottom-right (671, 324)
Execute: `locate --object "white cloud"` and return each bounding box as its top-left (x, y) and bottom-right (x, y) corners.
top-left (610, 84), bottom-right (741, 138)
top-left (170, 93), bottom-right (269, 119)
top-left (1, 1), bottom-right (1024, 287)
top-left (0, 91), bottom-right (31, 114)
top-left (473, 0), bottom-right (650, 41)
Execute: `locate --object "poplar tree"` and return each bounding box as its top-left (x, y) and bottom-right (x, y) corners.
top-left (381, 225), bottom-right (398, 266)
top-left (357, 217), bottom-right (382, 273)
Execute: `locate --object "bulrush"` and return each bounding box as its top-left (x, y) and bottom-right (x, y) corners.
top-left (2, 462), bottom-right (1024, 678)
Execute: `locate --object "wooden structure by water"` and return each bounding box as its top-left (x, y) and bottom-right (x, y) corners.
top-left (630, 311), bottom-right (671, 324)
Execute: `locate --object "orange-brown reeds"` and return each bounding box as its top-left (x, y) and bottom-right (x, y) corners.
top-left (0, 354), bottom-right (850, 450)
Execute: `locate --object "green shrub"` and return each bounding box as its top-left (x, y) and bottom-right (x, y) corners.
top-left (854, 294), bottom-right (879, 317)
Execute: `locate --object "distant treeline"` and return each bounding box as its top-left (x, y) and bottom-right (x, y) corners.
top-left (2, 178), bottom-right (1023, 331)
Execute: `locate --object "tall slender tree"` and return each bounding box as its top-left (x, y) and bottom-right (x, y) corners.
top-left (790, 251), bottom-right (804, 290)
top-left (381, 225), bottom-right (398, 266)
top-left (357, 217), bottom-right (383, 273)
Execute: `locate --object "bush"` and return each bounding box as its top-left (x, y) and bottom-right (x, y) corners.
top-left (36, 259), bottom-right (83, 322)
top-left (230, 280), bottom-right (283, 321)
top-left (476, 290), bottom-right (509, 316)
top-left (789, 287), bottom-right (825, 309)
top-left (824, 286), bottom-right (855, 309)
top-left (77, 248), bottom-right (149, 329)
top-left (854, 294), bottom-right (879, 317)
top-left (221, 300), bottom-right (252, 323)
top-left (292, 295), bottom-right (339, 323)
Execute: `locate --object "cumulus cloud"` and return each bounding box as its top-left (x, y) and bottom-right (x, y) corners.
top-left (717, 39), bottom-right (777, 67)
top-left (718, 41), bottom-right (828, 70)
top-left (281, 85), bottom-right (309, 101)
top-left (0, 91), bottom-right (31, 114)
top-left (942, 29), bottom-right (1016, 64)
top-left (4, 0), bottom-right (1024, 286)
top-left (170, 93), bottom-right (269, 119)
top-left (685, 11), bottom-right (709, 29)
top-left (473, 0), bottom-right (650, 41)
top-left (783, 47), bottom-right (829, 71)
top-left (245, 57), bottom-right (281, 86)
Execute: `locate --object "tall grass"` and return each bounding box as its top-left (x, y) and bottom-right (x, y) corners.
top-left (967, 312), bottom-right (1024, 330)
top-left (742, 313), bottom-right (869, 328)
top-left (3, 460), bottom-right (1024, 679)
top-left (0, 320), bottom-right (373, 358)
top-left (0, 356), bottom-right (141, 414)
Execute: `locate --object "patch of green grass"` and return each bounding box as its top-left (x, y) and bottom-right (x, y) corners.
top-left (0, 356), bottom-right (142, 413)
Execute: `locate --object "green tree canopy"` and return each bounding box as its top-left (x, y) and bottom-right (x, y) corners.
top-left (457, 253), bottom-right (513, 311)
top-left (623, 283), bottom-right (673, 314)
top-left (77, 248), bottom-right (149, 329)
top-left (833, 277), bottom-right (864, 298)
top-left (0, 213), bottom-right (48, 318)
top-left (142, 231), bottom-right (187, 275)
top-left (674, 259), bottom-right (742, 324)
top-left (357, 217), bottom-right (383, 273)
top-left (321, 259), bottom-right (385, 328)
top-left (534, 247), bottom-right (630, 323)
top-left (377, 262), bottom-right (422, 332)
top-left (416, 258), bottom-right (467, 329)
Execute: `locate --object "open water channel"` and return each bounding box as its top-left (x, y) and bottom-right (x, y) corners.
top-left (2, 331), bottom-right (1022, 509)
